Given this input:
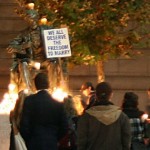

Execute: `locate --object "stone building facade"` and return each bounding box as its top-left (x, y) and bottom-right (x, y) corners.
top-left (0, 0), bottom-right (150, 110)
top-left (0, 1), bottom-right (150, 149)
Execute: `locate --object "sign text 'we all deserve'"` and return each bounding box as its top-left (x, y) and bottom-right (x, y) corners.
top-left (43, 28), bottom-right (71, 58)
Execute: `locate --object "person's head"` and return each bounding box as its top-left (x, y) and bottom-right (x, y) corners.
top-left (122, 92), bottom-right (138, 109)
top-left (96, 82), bottom-right (113, 101)
top-left (34, 72), bottom-right (49, 90)
top-left (80, 82), bottom-right (94, 96)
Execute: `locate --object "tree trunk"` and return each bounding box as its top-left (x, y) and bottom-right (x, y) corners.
top-left (96, 61), bottom-right (105, 83)
top-left (58, 58), bottom-right (69, 92)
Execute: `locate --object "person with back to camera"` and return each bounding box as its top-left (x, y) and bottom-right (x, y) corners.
top-left (122, 92), bottom-right (150, 150)
top-left (9, 90), bottom-right (31, 150)
top-left (20, 72), bottom-right (68, 150)
top-left (77, 82), bottom-right (131, 150)
top-left (80, 82), bottom-right (96, 110)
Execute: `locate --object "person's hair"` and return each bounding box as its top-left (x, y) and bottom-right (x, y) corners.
top-left (122, 92), bottom-right (138, 109)
top-left (34, 72), bottom-right (49, 90)
top-left (96, 82), bottom-right (112, 101)
top-left (13, 90), bottom-right (31, 128)
top-left (80, 82), bottom-right (94, 91)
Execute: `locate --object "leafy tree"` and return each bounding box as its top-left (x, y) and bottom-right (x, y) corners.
top-left (10, 0), bottom-right (150, 91)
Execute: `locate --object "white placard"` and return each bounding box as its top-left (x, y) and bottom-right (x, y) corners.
top-left (43, 28), bottom-right (71, 58)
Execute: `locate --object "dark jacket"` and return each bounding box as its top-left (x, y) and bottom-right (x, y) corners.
top-left (122, 108), bottom-right (146, 144)
top-left (77, 103), bottom-right (131, 150)
top-left (20, 90), bottom-right (68, 150)
top-left (122, 108), bottom-right (144, 119)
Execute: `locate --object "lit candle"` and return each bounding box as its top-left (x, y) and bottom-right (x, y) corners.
top-left (40, 17), bottom-right (47, 25)
top-left (8, 83), bottom-right (15, 91)
top-left (24, 89), bottom-right (29, 94)
top-left (3, 93), bottom-right (9, 100)
top-left (27, 3), bottom-right (35, 9)
top-left (52, 88), bottom-right (68, 102)
top-left (141, 113), bottom-right (148, 122)
top-left (34, 62), bottom-right (41, 70)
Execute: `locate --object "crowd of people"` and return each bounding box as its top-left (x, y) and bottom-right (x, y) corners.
top-left (9, 72), bottom-right (150, 150)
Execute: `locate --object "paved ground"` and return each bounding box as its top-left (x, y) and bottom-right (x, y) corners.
top-left (0, 114), bottom-right (11, 150)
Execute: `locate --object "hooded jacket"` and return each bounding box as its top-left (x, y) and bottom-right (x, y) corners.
top-left (77, 104), bottom-right (131, 150)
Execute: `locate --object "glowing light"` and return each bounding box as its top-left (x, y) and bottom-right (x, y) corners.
top-left (8, 83), bottom-right (15, 91)
top-left (52, 88), bottom-right (68, 102)
top-left (141, 113), bottom-right (148, 122)
top-left (40, 17), bottom-right (47, 25)
top-left (34, 62), bottom-right (41, 70)
top-left (0, 94), bottom-right (18, 114)
top-left (27, 3), bottom-right (35, 9)
top-left (0, 84), bottom-right (18, 114)
top-left (3, 93), bottom-right (9, 100)
top-left (30, 61), bottom-right (41, 70)
top-left (24, 89), bottom-right (29, 94)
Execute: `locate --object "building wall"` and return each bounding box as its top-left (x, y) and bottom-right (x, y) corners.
top-left (0, 1), bottom-right (150, 150)
top-left (0, 0), bottom-right (150, 111)
top-left (0, 0), bottom-right (28, 100)
top-left (69, 49), bottom-right (150, 111)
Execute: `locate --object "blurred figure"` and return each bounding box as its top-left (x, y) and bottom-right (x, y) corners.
top-left (20, 72), bottom-right (68, 150)
top-left (122, 92), bottom-right (150, 150)
top-left (80, 82), bottom-right (96, 110)
top-left (77, 82), bottom-right (131, 150)
top-left (59, 95), bottom-right (78, 150)
top-left (73, 95), bottom-right (84, 116)
top-left (9, 90), bottom-right (31, 150)
top-left (122, 92), bottom-right (144, 117)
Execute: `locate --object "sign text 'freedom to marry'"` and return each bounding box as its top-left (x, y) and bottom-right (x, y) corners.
top-left (43, 28), bottom-right (71, 58)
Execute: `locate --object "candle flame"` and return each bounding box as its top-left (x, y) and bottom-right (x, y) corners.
top-left (27, 3), bottom-right (35, 9)
top-left (40, 17), bottom-right (47, 25)
top-left (0, 93), bottom-right (18, 114)
top-left (52, 88), bottom-right (68, 102)
top-left (141, 113), bottom-right (148, 122)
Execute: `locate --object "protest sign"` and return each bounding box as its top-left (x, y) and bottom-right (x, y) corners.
top-left (43, 28), bottom-right (71, 58)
